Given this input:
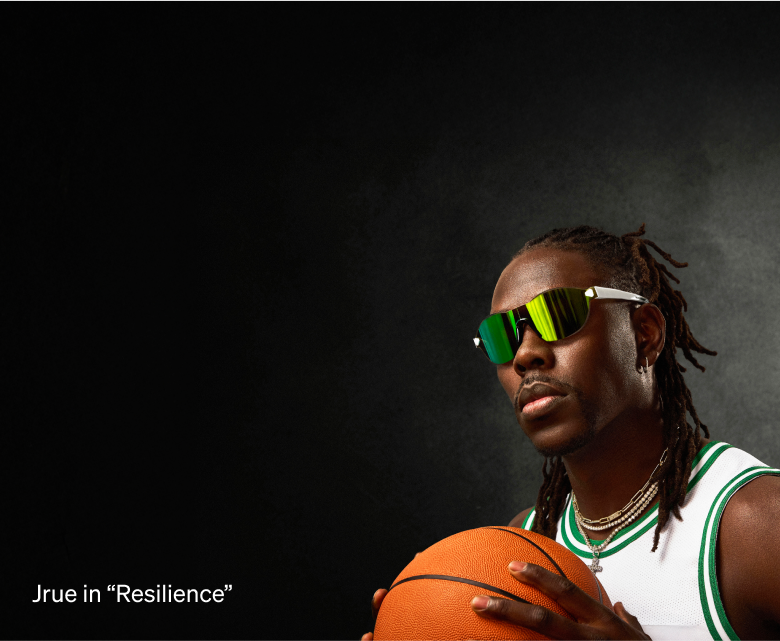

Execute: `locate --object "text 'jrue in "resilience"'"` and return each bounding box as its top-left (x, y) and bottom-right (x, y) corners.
top-left (32, 584), bottom-right (233, 603)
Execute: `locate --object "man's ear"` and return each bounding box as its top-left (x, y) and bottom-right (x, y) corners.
top-left (634, 303), bottom-right (665, 366)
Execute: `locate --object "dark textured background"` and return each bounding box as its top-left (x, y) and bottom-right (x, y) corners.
top-left (10, 6), bottom-right (780, 639)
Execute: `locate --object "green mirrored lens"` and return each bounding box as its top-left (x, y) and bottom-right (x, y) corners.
top-left (476, 288), bottom-right (592, 364)
top-left (478, 311), bottom-right (519, 364)
top-left (527, 288), bottom-right (591, 341)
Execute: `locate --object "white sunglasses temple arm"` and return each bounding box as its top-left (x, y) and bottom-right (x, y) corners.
top-left (588, 286), bottom-right (650, 305)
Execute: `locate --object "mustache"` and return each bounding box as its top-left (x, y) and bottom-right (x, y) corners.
top-left (513, 374), bottom-right (582, 412)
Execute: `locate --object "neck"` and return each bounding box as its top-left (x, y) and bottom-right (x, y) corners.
top-left (560, 407), bottom-right (710, 540)
top-left (562, 405), bottom-right (665, 524)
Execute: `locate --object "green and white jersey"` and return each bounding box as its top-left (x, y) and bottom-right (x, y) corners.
top-left (519, 442), bottom-right (780, 640)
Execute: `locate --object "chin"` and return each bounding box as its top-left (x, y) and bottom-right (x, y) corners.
top-left (523, 418), bottom-right (598, 459)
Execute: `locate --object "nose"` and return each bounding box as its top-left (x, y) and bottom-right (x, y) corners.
top-left (512, 324), bottom-right (554, 375)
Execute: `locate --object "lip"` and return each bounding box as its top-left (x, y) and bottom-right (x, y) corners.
top-left (518, 382), bottom-right (568, 418)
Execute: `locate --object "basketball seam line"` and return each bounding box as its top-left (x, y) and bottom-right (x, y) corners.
top-left (485, 526), bottom-right (604, 606)
top-left (484, 527), bottom-right (568, 578)
top-left (388, 574), bottom-right (531, 604)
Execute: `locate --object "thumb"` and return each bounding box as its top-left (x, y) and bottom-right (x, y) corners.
top-left (614, 601), bottom-right (644, 632)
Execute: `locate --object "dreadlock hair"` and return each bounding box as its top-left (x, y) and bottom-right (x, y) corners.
top-left (519, 224), bottom-right (716, 552)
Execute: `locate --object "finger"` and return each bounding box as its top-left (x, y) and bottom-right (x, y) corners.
top-left (470, 594), bottom-right (586, 639)
top-left (371, 588), bottom-right (388, 620)
top-left (614, 602), bottom-right (645, 633)
top-left (361, 633), bottom-right (374, 641)
top-left (508, 561), bottom-right (612, 624)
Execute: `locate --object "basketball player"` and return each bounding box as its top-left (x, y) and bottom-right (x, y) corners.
top-left (364, 226), bottom-right (780, 640)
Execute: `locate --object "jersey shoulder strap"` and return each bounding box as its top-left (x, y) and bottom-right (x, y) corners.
top-left (698, 445), bottom-right (780, 640)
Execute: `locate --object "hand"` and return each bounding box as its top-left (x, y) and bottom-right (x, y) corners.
top-left (361, 589), bottom-right (388, 640)
top-left (470, 561), bottom-right (650, 640)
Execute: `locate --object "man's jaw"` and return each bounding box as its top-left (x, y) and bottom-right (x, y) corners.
top-left (513, 376), bottom-right (598, 457)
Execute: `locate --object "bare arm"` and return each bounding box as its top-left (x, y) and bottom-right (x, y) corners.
top-left (717, 474), bottom-right (780, 639)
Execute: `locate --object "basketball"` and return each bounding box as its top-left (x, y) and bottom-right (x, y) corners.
top-left (373, 526), bottom-right (612, 640)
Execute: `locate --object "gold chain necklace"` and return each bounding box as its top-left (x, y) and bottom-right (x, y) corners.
top-left (571, 448), bottom-right (667, 574)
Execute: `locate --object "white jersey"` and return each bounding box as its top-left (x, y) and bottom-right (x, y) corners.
top-left (519, 442), bottom-right (779, 640)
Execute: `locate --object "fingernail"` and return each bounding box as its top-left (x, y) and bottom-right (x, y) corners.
top-left (471, 595), bottom-right (490, 610)
top-left (373, 589), bottom-right (381, 600)
top-left (508, 561), bottom-right (527, 572)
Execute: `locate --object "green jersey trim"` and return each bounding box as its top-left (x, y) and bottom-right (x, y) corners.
top-left (560, 441), bottom-right (732, 559)
top-left (699, 465), bottom-right (780, 640)
top-left (521, 509), bottom-right (535, 530)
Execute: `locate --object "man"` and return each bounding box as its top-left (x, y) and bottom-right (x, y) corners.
top-left (364, 225), bottom-right (780, 640)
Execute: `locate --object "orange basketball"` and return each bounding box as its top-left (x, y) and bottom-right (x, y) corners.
top-left (374, 526), bottom-right (611, 640)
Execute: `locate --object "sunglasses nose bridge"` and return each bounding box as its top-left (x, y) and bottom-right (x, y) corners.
top-left (513, 316), bottom-right (540, 342)
top-left (512, 319), bottom-right (557, 372)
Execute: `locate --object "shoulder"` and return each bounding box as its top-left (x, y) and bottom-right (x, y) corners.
top-left (719, 473), bottom-right (780, 545)
top-left (508, 506), bottom-right (535, 529)
top-left (717, 473), bottom-right (780, 635)
top-left (721, 469), bottom-right (780, 509)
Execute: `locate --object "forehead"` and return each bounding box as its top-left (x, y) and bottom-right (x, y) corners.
top-left (491, 247), bottom-right (606, 313)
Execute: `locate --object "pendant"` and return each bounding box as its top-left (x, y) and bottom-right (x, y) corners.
top-left (589, 556), bottom-right (603, 573)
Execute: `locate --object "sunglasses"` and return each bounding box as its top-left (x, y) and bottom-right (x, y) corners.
top-left (474, 286), bottom-right (649, 364)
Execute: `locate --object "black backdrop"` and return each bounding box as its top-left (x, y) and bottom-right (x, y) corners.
top-left (10, 6), bottom-right (780, 639)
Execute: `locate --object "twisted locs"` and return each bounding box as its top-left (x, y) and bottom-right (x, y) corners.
top-left (518, 224), bottom-right (716, 552)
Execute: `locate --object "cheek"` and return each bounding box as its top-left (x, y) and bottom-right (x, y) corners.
top-left (496, 365), bottom-right (519, 402)
top-left (592, 311), bottom-right (640, 399)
